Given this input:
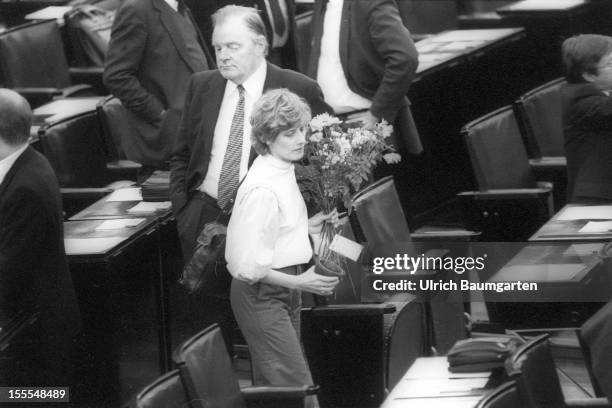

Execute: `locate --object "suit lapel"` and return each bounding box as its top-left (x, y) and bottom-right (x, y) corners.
top-left (306, 0), bottom-right (325, 79)
top-left (201, 72), bottom-right (226, 159)
top-left (263, 62), bottom-right (284, 90)
top-left (338, 0), bottom-right (350, 72)
top-left (153, 0), bottom-right (199, 72)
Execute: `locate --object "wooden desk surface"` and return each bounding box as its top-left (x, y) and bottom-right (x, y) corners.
top-left (415, 28), bottom-right (525, 77)
top-left (530, 204), bottom-right (612, 241)
top-left (381, 357), bottom-right (491, 408)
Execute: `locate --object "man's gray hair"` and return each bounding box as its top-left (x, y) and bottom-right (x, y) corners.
top-left (212, 5), bottom-right (269, 55)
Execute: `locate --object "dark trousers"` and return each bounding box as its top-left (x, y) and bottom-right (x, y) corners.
top-left (176, 192), bottom-right (236, 353)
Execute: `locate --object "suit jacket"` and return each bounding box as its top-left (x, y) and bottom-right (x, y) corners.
top-left (307, 0), bottom-right (422, 154)
top-left (187, 0), bottom-right (298, 69)
top-left (562, 82), bottom-right (612, 202)
top-left (103, 0), bottom-right (213, 167)
top-left (0, 147), bottom-right (80, 347)
top-left (169, 62), bottom-right (331, 214)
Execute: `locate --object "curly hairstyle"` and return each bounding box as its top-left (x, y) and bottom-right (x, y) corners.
top-left (250, 88), bottom-right (311, 155)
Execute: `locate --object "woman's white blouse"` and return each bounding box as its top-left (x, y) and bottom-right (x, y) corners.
top-left (225, 154), bottom-right (312, 284)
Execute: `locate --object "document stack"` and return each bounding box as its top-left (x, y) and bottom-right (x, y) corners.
top-left (141, 170), bottom-right (170, 202)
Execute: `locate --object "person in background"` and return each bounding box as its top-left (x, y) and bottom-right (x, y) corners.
top-left (561, 34), bottom-right (612, 203)
top-left (169, 5), bottom-right (330, 352)
top-left (0, 88), bottom-right (81, 389)
top-left (187, 0), bottom-right (298, 69)
top-left (104, 0), bottom-right (213, 181)
top-left (226, 89), bottom-right (339, 408)
top-left (306, 0), bottom-right (422, 156)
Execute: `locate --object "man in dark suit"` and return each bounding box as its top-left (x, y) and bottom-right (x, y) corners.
top-left (306, 0), bottom-right (422, 155)
top-left (104, 0), bottom-right (214, 180)
top-left (561, 34), bottom-right (612, 203)
top-left (0, 89), bottom-right (81, 387)
top-left (187, 0), bottom-right (298, 69)
top-left (170, 5), bottom-right (329, 349)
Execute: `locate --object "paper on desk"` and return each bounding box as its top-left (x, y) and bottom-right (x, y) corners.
top-left (429, 29), bottom-right (519, 43)
top-left (106, 187), bottom-right (143, 202)
top-left (393, 378), bottom-right (488, 399)
top-left (557, 205), bottom-right (612, 221)
top-left (436, 41), bottom-right (482, 52)
top-left (384, 396), bottom-right (481, 408)
top-left (64, 237), bottom-right (124, 255)
top-left (578, 221), bottom-right (612, 233)
top-left (127, 201), bottom-right (171, 214)
top-left (489, 264), bottom-right (583, 282)
top-left (95, 218), bottom-right (145, 231)
top-left (404, 357), bottom-right (490, 380)
top-left (329, 234), bottom-right (363, 261)
top-left (563, 243), bottom-right (603, 257)
top-left (25, 6), bottom-right (72, 22)
top-left (501, 0), bottom-right (584, 12)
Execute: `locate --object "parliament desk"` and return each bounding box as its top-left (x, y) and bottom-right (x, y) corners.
top-left (64, 191), bottom-right (176, 405)
top-left (0, 0), bottom-right (68, 26)
top-left (530, 205), bottom-right (612, 242)
top-left (482, 241), bottom-right (610, 328)
top-left (380, 356), bottom-right (494, 408)
top-left (30, 96), bottom-right (103, 141)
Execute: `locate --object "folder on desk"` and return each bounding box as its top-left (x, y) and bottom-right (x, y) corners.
top-left (556, 205), bottom-right (612, 221)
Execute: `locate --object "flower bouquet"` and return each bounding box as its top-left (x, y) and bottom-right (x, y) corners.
top-left (297, 113), bottom-right (401, 277)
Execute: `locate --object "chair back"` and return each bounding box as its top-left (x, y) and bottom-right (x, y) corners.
top-left (475, 381), bottom-right (520, 408)
top-left (97, 95), bottom-right (131, 161)
top-left (506, 334), bottom-right (567, 408)
top-left (462, 105), bottom-right (536, 190)
top-left (351, 176), bottom-right (412, 246)
top-left (172, 324), bottom-right (245, 408)
top-left (38, 110), bottom-right (112, 187)
top-left (580, 301), bottom-right (612, 399)
top-left (134, 370), bottom-right (190, 408)
top-left (514, 77), bottom-right (566, 158)
top-left (0, 20), bottom-right (71, 89)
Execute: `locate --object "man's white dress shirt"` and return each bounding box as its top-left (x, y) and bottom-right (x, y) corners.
top-left (200, 61), bottom-right (267, 198)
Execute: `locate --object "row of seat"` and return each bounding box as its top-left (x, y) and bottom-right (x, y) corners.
top-left (478, 331), bottom-right (608, 408)
top-left (452, 77), bottom-right (568, 241)
top-left (132, 324), bottom-right (316, 408)
top-left (0, 19), bottom-right (107, 107)
top-left (34, 95), bottom-right (140, 216)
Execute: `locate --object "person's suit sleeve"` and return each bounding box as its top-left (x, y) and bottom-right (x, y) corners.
top-left (103, 0), bottom-right (165, 124)
top-left (365, 0), bottom-right (418, 122)
top-left (0, 187), bottom-right (47, 281)
top-left (169, 74), bottom-right (196, 214)
top-left (567, 87), bottom-right (612, 131)
top-left (305, 79), bottom-right (334, 116)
